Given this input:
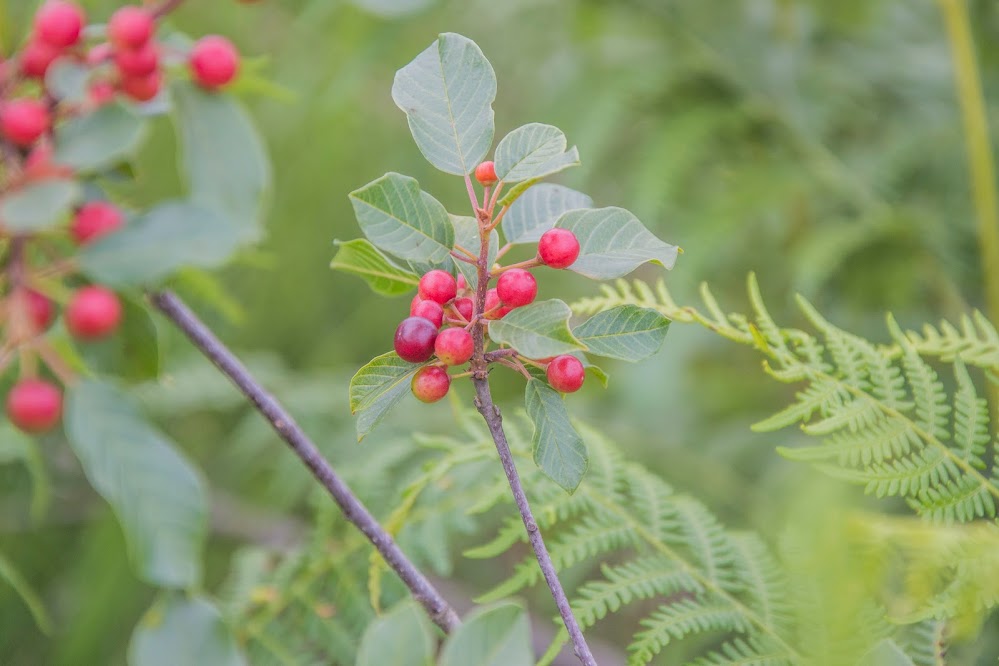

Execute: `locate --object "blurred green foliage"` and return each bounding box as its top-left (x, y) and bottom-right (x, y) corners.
top-left (3, 0), bottom-right (999, 663)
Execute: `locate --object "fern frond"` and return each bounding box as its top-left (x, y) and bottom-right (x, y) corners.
top-left (902, 311), bottom-right (999, 370)
top-left (893, 619), bottom-right (947, 666)
top-left (688, 637), bottom-right (794, 666)
top-left (629, 597), bottom-right (753, 665)
top-left (729, 534), bottom-right (795, 640)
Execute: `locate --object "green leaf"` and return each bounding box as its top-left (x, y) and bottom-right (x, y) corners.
top-left (45, 58), bottom-right (90, 103)
top-left (391, 32), bottom-right (496, 175)
top-left (494, 123), bottom-right (579, 183)
top-left (0, 180), bottom-right (81, 232)
top-left (172, 82), bottom-right (271, 234)
top-left (0, 549), bottom-right (53, 635)
top-left (439, 602), bottom-right (533, 666)
top-left (54, 103), bottom-right (147, 172)
top-left (501, 183), bottom-right (592, 245)
top-left (79, 200), bottom-right (244, 287)
top-left (0, 423), bottom-right (50, 523)
top-left (330, 239), bottom-right (419, 297)
top-left (65, 380), bottom-right (206, 587)
top-left (556, 207), bottom-right (679, 279)
top-left (573, 305), bottom-right (670, 362)
top-left (349, 351), bottom-right (427, 441)
top-left (525, 379), bottom-right (587, 493)
top-left (487, 299), bottom-right (586, 358)
top-left (349, 173), bottom-right (454, 264)
top-left (356, 601), bottom-right (435, 666)
top-left (130, 594), bottom-right (245, 666)
top-left (452, 215), bottom-right (496, 289)
top-left (74, 295), bottom-right (161, 381)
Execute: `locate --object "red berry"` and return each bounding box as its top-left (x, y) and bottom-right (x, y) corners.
top-left (23, 141), bottom-right (73, 180)
top-left (393, 316), bottom-right (437, 363)
top-left (435, 328), bottom-right (474, 366)
top-left (418, 270), bottom-right (457, 305)
top-left (538, 228), bottom-right (580, 269)
top-left (71, 201), bottom-right (124, 245)
top-left (89, 81), bottom-right (116, 106)
top-left (86, 43), bottom-right (113, 66)
top-left (20, 40), bottom-right (60, 79)
top-left (409, 294), bottom-right (422, 316)
top-left (474, 161), bottom-right (497, 186)
top-left (412, 299), bottom-right (444, 329)
top-left (496, 305), bottom-right (515, 318)
top-left (119, 70), bottom-right (161, 102)
top-left (483, 288), bottom-right (504, 320)
top-left (0, 100), bottom-right (50, 147)
top-left (6, 379), bottom-right (62, 433)
top-left (547, 355), bottom-right (585, 393)
top-left (114, 41), bottom-right (159, 77)
top-left (66, 286), bottom-right (122, 340)
top-left (189, 36), bottom-right (240, 90)
top-left (108, 7), bottom-right (155, 49)
top-left (456, 274), bottom-right (468, 293)
top-left (451, 297), bottom-right (473, 322)
top-left (26, 289), bottom-right (54, 331)
top-left (411, 366), bottom-right (450, 403)
top-left (34, 1), bottom-right (85, 49)
top-left (496, 269), bottom-right (537, 307)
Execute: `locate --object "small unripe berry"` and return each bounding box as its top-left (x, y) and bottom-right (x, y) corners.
top-left (483, 288), bottom-right (503, 320)
top-left (451, 297), bottom-right (473, 322)
top-left (412, 299), bottom-right (444, 329)
top-left (394, 316), bottom-right (437, 363)
top-left (114, 41), bottom-right (159, 77)
top-left (20, 40), bottom-right (60, 79)
top-left (547, 355), bottom-right (585, 393)
top-left (434, 328), bottom-right (474, 366)
top-left (189, 36), bottom-right (240, 90)
top-left (34, 1), bottom-right (85, 49)
top-left (119, 70), bottom-right (162, 102)
top-left (538, 228), bottom-right (580, 269)
top-left (26, 289), bottom-right (55, 332)
top-left (418, 270), bottom-right (457, 305)
top-left (1, 100), bottom-right (50, 147)
top-left (474, 161), bottom-right (497, 186)
top-left (7, 379), bottom-right (62, 433)
top-left (66, 286), bottom-right (122, 340)
top-left (71, 201), bottom-right (124, 245)
top-left (411, 366), bottom-right (450, 403)
top-left (496, 269), bottom-right (537, 307)
top-left (108, 7), bottom-right (155, 49)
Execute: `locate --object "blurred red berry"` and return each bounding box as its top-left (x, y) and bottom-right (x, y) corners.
top-left (189, 36), bottom-right (240, 89)
top-left (6, 379), bottom-right (62, 433)
top-left (20, 40), bottom-right (60, 78)
top-left (71, 201), bottom-right (124, 245)
top-left (26, 289), bottom-right (55, 332)
top-left (0, 99), bottom-right (50, 147)
top-left (34, 1), bottom-right (85, 49)
top-left (114, 41), bottom-right (158, 77)
top-left (66, 286), bottom-right (122, 340)
top-left (108, 6), bottom-right (154, 49)
top-left (120, 70), bottom-right (161, 102)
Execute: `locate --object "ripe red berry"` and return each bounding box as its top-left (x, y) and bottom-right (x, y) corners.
top-left (114, 41), bottom-right (159, 77)
top-left (538, 228), bottom-right (580, 270)
top-left (418, 270), bottom-right (457, 305)
top-left (89, 80), bottom-right (116, 106)
top-left (456, 274), bottom-right (468, 293)
top-left (20, 40), bottom-right (60, 79)
top-left (546, 355), bottom-right (585, 393)
top-left (189, 36), bottom-right (240, 90)
top-left (412, 299), bottom-right (444, 329)
top-left (394, 316), bottom-right (438, 363)
top-left (483, 288), bottom-right (503, 320)
top-left (6, 379), bottom-right (62, 433)
top-left (119, 70), bottom-right (162, 102)
top-left (108, 6), bottom-right (155, 49)
top-left (496, 269), bottom-right (537, 307)
top-left (26, 289), bottom-right (54, 331)
top-left (71, 201), bottom-right (124, 245)
top-left (435, 328), bottom-right (474, 366)
top-left (410, 294), bottom-right (422, 316)
top-left (0, 100), bottom-right (50, 147)
top-left (451, 297), bottom-right (473, 322)
top-left (411, 366), bottom-right (450, 403)
top-left (23, 141), bottom-right (73, 180)
top-left (34, 1), bottom-right (85, 49)
top-left (66, 286), bottom-right (122, 340)
top-left (474, 161), bottom-right (497, 186)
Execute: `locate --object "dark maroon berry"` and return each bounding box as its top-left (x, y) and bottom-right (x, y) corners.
top-left (394, 316), bottom-right (437, 363)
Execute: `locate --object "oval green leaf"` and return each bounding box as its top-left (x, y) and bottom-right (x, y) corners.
top-left (45, 58), bottom-right (90, 103)
top-left (439, 602), bottom-right (533, 666)
top-left (573, 305), bottom-right (671, 362)
top-left (349, 351), bottom-right (427, 441)
top-left (487, 299), bottom-right (586, 359)
top-left (556, 207), bottom-right (679, 279)
top-left (66, 380), bottom-right (206, 587)
top-left (356, 601), bottom-right (435, 666)
top-left (54, 103), bottom-right (147, 172)
top-left (391, 33), bottom-right (496, 175)
top-left (501, 183), bottom-right (592, 245)
top-left (130, 595), bottom-right (245, 666)
top-left (494, 123), bottom-right (579, 183)
top-left (330, 239), bottom-right (419, 297)
top-left (525, 379), bottom-right (588, 493)
top-left (0, 180), bottom-right (81, 232)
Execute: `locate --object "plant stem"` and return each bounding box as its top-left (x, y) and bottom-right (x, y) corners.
top-left (469, 207), bottom-right (596, 666)
top-left (149, 290), bottom-right (461, 634)
top-left (938, 0), bottom-right (999, 416)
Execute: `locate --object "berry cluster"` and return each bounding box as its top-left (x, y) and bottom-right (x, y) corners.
top-left (1, 2), bottom-right (245, 434)
top-left (394, 161), bottom-right (585, 403)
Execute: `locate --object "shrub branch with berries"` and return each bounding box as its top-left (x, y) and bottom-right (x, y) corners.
top-left (335, 32), bottom-right (678, 664)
